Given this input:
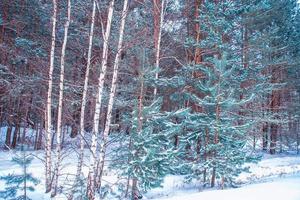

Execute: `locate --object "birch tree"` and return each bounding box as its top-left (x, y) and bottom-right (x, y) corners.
top-left (94, 0), bottom-right (129, 193)
top-left (51, 0), bottom-right (71, 197)
top-left (153, 0), bottom-right (165, 97)
top-left (87, 1), bottom-right (115, 199)
top-left (68, 1), bottom-right (96, 199)
top-left (45, 0), bottom-right (57, 193)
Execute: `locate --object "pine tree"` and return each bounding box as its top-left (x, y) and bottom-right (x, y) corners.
top-left (166, 0), bottom-right (269, 188)
top-left (109, 48), bottom-right (189, 199)
top-left (0, 148), bottom-right (39, 200)
top-left (179, 55), bottom-right (261, 187)
top-left (110, 98), bottom-right (188, 198)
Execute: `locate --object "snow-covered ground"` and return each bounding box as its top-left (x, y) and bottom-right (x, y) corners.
top-left (157, 175), bottom-right (300, 200)
top-left (0, 150), bottom-right (299, 200)
top-left (145, 153), bottom-right (300, 200)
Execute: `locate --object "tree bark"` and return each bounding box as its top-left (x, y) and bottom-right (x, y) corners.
top-left (194, 0), bottom-right (202, 65)
top-left (297, 121), bottom-right (299, 155)
top-left (270, 123), bottom-right (278, 154)
top-left (132, 52), bottom-right (145, 200)
top-left (51, 0), bottom-right (71, 196)
top-left (45, 0), bottom-right (57, 192)
top-left (87, 1), bottom-right (115, 199)
top-left (270, 68), bottom-right (280, 155)
top-left (11, 119), bottom-right (20, 149)
top-left (153, 0), bottom-right (165, 97)
top-left (262, 122), bottom-right (268, 151)
top-left (94, 0), bottom-right (129, 193)
top-left (68, 1), bottom-right (96, 199)
top-left (5, 121), bottom-right (12, 149)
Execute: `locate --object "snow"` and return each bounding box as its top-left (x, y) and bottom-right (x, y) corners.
top-left (0, 149), bottom-right (299, 200)
top-left (157, 175), bottom-right (300, 200)
top-left (237, 154), bottom-right (300, 184)
top-left (145, 154), bottom-right (300, 200)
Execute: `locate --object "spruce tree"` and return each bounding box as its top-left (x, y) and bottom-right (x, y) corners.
top-left (110, 97), bottom-right (188, 198)
top-left (167, 0), bottom-right (270, 187)
top-left (0, 148), bottom-right (39, 200)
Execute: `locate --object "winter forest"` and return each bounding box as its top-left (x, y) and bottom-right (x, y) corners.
top-left (0, 0), bottom-right (300, 199)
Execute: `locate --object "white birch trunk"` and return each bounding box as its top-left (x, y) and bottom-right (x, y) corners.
top-left (51, 0), bottom-right (71, 197)
top-left (87, 1), bottom-right (115, 199)
top-left (95, 0), bottom-right (129, 192)
top-left (68, 1), bottom-right (96, 199)
top-left (153, 0), bottom-right (165, 97)
top-left (45, 0), bottom-right (57, 193)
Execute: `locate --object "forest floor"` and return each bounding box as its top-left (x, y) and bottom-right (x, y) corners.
top-left (144, 153), bottom-right (300, 200)
top-left (0, 150), bottom-right (299, 199)
top-left (155, 175), bottom-right (300, 200)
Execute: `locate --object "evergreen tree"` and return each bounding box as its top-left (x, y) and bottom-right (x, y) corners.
top-left (178, 55), bottom-right (261, 187)
top-left (0, 148), bottom-right (39, 200)
top-left (166, 0), bottom-right (269, 187)
top-left (110, 97), bottom-right (188, 198)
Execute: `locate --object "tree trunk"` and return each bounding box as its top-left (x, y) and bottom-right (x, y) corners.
top-left (34, 124), bottom-right (39, 150)
top-left (211, 88), bottom-right (220, 188)
top-left (5, 121), bottom-right (13, 149)
top-left (23, 145), bottom-right (27, 199)
top-left (94, 0), bottom-right (129, 193)
top-left (132, 53), bottom-right (145, 200)
top-left (22, 106), bottom-right (30, 144)
top-left (51, 0), bottom-right (71, 196)
top-left (37, 122), bottom-right (43, 150)
top-left (45, 0), bottom-right (57, 192)
top-left (153, 0), bottom-right (165, 97)
top-left (11, 121), bottom-right (20, 149)
top-left (262, 122), bottom-right (268, 151)
top-left (297, 121), bottom-right (299, 155)
top-left (193, 0), bottom-right (202, 65)
top-left (270, 123), bottom-right (278, 155)
top-left (132, 178), bottom-right (139, 200)
top-left (68, 2), bottom-right (96, 199)
top-left (203, 127), bottom-right (209, 185)
top-left (87, 1), bottom-right (115, 199)
top-left (270, 68), bottom-right (280, 155)
top-left (211, 167), bottom-right (216, 188)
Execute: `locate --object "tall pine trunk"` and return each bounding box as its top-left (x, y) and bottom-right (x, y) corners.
top-left (132, 63), bottom-right (144, 200)
top-left (87, 1), bottom-right (115, 199)
top-left (45, 0), bottom-right (57, 192)
top-left (51, 0), bottom-right (71, 196)
top-left (270, 68), bottom-right (280, 155)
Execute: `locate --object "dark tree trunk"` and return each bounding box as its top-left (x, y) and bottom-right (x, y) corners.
top-left (132, 178), bottom-right (139, 200)
top-left (211, 167), bottom-right (216, 188)
top-left (262, 122), bottom-right (268, 151)
top-left (297, 121), bottom-right (299, 155)
top-left (70, 123), bottom-right (78, 138)
top-left (174, 135), bottom-right (179, 148)
top-left (203, 127), bottom-right (209, 185)
top-left (11, 123), bottom-right (20, 149)
top-left (196, 136), bottom-right (201, 160)
top-left (5, 122), bottom-right (13, 149)
top-left (34, 124), bottom-right (40, 150)
top-left (269, 67), bottom-right (280, 154)
top-left (270, 123), bottom-right (278, 155)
